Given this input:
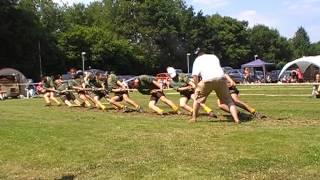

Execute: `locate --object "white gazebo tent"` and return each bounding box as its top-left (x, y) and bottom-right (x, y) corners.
top-left (278, 55), bottom-right (320, 79)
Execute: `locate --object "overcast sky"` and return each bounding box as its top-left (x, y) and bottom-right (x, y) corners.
top-left (53, 0), bottom-right (320, 43)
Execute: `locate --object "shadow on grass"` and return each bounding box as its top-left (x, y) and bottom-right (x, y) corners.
top-left (54, 174), bottom-right (75, 180)
top-left (44, 105), bottom-right (263, 124)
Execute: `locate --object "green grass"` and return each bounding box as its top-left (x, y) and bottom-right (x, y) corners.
top-left (0, 85), bottom-right (320, 179)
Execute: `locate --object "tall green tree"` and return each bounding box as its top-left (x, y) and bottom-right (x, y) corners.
top-left (0, 0), bottom-right (17, 6)
top-left (247, 25), bottom-right (292, 66)
top-left (205, 15), bottom-right (250, 67)
top-left (291, 26), bottom-right (311, 58)
top-left (62, 3), bottom-right (89, 29)
top-left (0, 0), bottom-right (45, 79)
top-left (1, 0), bottom-right (300, 78)
top-left (57, 25), bottom-right (144, 74)
top-left (18, 0), bottom-right (66, 76)
top-left (309, 41), bottom-right (320, 56)
top-left (103, 0), bottom-right (191, 73)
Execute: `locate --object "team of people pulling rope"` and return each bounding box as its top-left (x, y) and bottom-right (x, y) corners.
top-left (38, 48), bottom-right (266, 123)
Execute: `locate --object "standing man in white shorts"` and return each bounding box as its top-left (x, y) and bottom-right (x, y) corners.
top-left (190, 48), bottom-right (240, 123)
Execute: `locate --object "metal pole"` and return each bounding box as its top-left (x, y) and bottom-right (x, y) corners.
top-left (38, 41), bottom-right (43, 77)
top-left (81, 52), bottom-right (86, 72)
top-left (38, 0), bottom-right (43, 78)
top-left (187, 53), bottom-right (191, 74)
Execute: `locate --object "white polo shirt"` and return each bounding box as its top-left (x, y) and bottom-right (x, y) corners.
top-left (192, 54), bottom-right (225, 81)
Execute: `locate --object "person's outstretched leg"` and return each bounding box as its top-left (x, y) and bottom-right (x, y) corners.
top-left (179, 97), bottom-right (193, 113)
top-left (49, 92), bottom-right (61, 106)
top-left (148, 100), bottom-right (164, 115)
top-left (160, 96), bottom-right (179, 113)
top-left (232, 94), bottom-right (255, 114)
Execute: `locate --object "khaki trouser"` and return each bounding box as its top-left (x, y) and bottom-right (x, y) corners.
top-left (195, 78), bottom-right (234, 106)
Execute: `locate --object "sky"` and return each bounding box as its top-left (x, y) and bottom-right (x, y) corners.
top-left (53, 0), bottom-right (320, 43)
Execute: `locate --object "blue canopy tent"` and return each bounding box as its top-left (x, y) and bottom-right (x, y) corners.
top-left (241, 59), bottom-right (275, 82)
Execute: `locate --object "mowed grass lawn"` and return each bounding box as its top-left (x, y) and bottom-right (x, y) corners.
top-left (0, 85), bottom-right (319, 179)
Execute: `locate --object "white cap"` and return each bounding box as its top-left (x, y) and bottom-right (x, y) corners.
top-left (167, 67), bottom-right (177, 78)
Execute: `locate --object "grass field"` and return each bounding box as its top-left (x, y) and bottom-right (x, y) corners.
top-left (0, 85), bottom-right (320, 179)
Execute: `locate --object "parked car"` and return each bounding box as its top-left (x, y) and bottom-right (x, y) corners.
top-left (254, 71), bottom-right (264, 81)
top-left (117, 75), bottom-right (136, 82)
top-left (227, 69), bottom-right (243, 83)
top-left (222, 66), bottom-right (233, 73)
top-left (270, 70), bottom-right (281, 83)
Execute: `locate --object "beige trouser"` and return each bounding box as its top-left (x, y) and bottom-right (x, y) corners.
top-left (195, 78), bottom-right (234, 106)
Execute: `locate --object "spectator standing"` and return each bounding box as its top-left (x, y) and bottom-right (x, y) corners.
top-left (296, 68), bottom-right (304, 82)
top-left (243, 67), bottom-right (252, 83)
top-left (290, 69), bottom-right (299, 83)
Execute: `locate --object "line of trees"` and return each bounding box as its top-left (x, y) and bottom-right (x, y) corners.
top-left (1, 0), bottom-right (320, 80)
